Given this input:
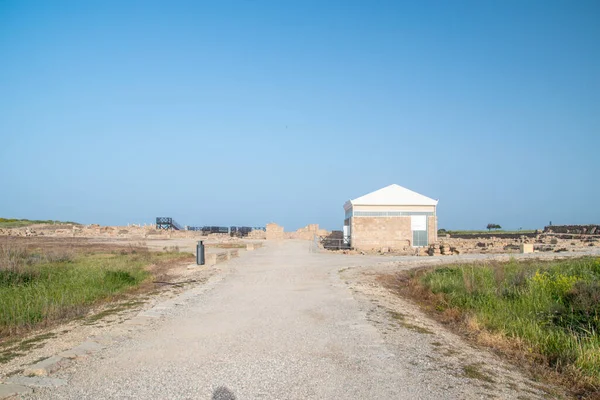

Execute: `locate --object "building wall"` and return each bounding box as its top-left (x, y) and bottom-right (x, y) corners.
top-left (350, 216), bottom-right (413, 250)
top-left (428, 215), bottom-right (438, 244)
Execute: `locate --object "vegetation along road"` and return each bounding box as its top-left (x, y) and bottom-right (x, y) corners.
top-left (3, 240), bottom-right (599, 399)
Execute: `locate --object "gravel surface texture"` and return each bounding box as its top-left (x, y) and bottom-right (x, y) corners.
top-left (20, 241), bottom-right (596, 399)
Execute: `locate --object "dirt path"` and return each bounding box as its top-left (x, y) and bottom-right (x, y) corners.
top-left (18, 240), bottom-right (585, 399)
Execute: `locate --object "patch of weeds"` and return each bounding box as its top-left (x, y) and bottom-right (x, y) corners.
top-left (443, 348), bottom-right (459, 357)
top-left (6, 368), bottom-right (24, 377)
top-left (527, 382), bottom-right (557, 397)
top-left (119, 300), bottom-right (146, 308)
top-left (389, 311), bottom-right (406, 320)
top-left (463, 363), bottom-right (496, 383)
top-left (0, 350), bottom-right (24, 363)
top-left (29, 355), bottom-right (49, 365)
top-left (18, 332), bottom-right (56, 351)
top-left (85, 300), bottom-right (145, 324)
top-left (85, 307), bottom-right (127, 324)
top-left (0, 337), bottom-right (20, 349)
top-left (402, 323), bottom-right (434, 334)
top-left (388, 310), bottom-right (434, 334)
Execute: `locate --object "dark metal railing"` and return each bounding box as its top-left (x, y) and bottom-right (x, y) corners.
top-left (155, 217), bottom-right (183, 230)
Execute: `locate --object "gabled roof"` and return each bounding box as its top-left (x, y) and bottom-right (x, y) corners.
top-left (345, 184), bottom-right (438, 208)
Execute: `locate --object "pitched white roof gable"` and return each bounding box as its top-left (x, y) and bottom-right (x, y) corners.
top-left (349, 184), bottom-right (438, 207)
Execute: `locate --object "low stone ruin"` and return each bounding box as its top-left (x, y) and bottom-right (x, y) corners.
top-left (265, 223), bottom-right (330, 240)
top-left (543, 225), bottom-right (600, 235)
top-left (428, 231), bottom-right (599, 256)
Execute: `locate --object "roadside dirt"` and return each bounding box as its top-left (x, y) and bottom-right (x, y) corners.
top-left (0, 237), bottom-right (219, 380)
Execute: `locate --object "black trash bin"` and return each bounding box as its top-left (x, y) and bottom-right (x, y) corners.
top-left (196, 241), bottom-right (205, 265)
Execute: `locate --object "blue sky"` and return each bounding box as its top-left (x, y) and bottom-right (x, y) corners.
top-left (1, 0), bottom-right (598, 231)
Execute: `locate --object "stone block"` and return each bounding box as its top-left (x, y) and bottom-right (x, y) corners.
top-left (58, 341), bottom-right (104, 359)
top-left (6, 376), bottom-right (67, 388)
top-left (23, 356), bottom-right (65, 377)
top-left (0, 383), bottom-right (32, 398)
top-left (521, 243), bottom-right (534, 254)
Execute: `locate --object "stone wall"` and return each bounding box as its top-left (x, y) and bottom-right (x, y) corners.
top-left (290, 224), bottom-right (329, 240)
top-left (247, 229), bottom-right (267, 239)
top-left (266, 223), bottom-right (286, 240)
top-left (265, 223), bottom-right (330, 241)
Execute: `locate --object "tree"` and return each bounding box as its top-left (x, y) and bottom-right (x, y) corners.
top-left (486, 223), bottom-right (502, 231)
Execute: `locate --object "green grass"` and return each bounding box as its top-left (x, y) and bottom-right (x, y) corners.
top-left (0, 249), bottom-right (191, 337)
top-left (417, 257), bottom-right (600, 390)
top-left (0, 218), bottom-right (79, 229)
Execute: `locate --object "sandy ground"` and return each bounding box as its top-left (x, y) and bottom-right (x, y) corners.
top-left (7, 240), bottom-right (596, 399)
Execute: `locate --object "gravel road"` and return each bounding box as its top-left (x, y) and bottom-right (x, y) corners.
top-left (23, 240), bottom-right (586, 399)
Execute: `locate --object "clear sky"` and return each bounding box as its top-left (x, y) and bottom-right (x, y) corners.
top-left (1, 0), bottom-right (598, 231)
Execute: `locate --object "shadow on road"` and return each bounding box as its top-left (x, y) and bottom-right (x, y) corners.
top-left (212, 386), bottom-right (236, 400)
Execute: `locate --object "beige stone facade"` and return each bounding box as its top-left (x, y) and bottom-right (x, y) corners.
top-left (349, 216), bottom-right (412, 250)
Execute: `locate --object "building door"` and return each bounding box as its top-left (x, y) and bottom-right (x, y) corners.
top-left (411, 215), bottom-right (428, 247)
